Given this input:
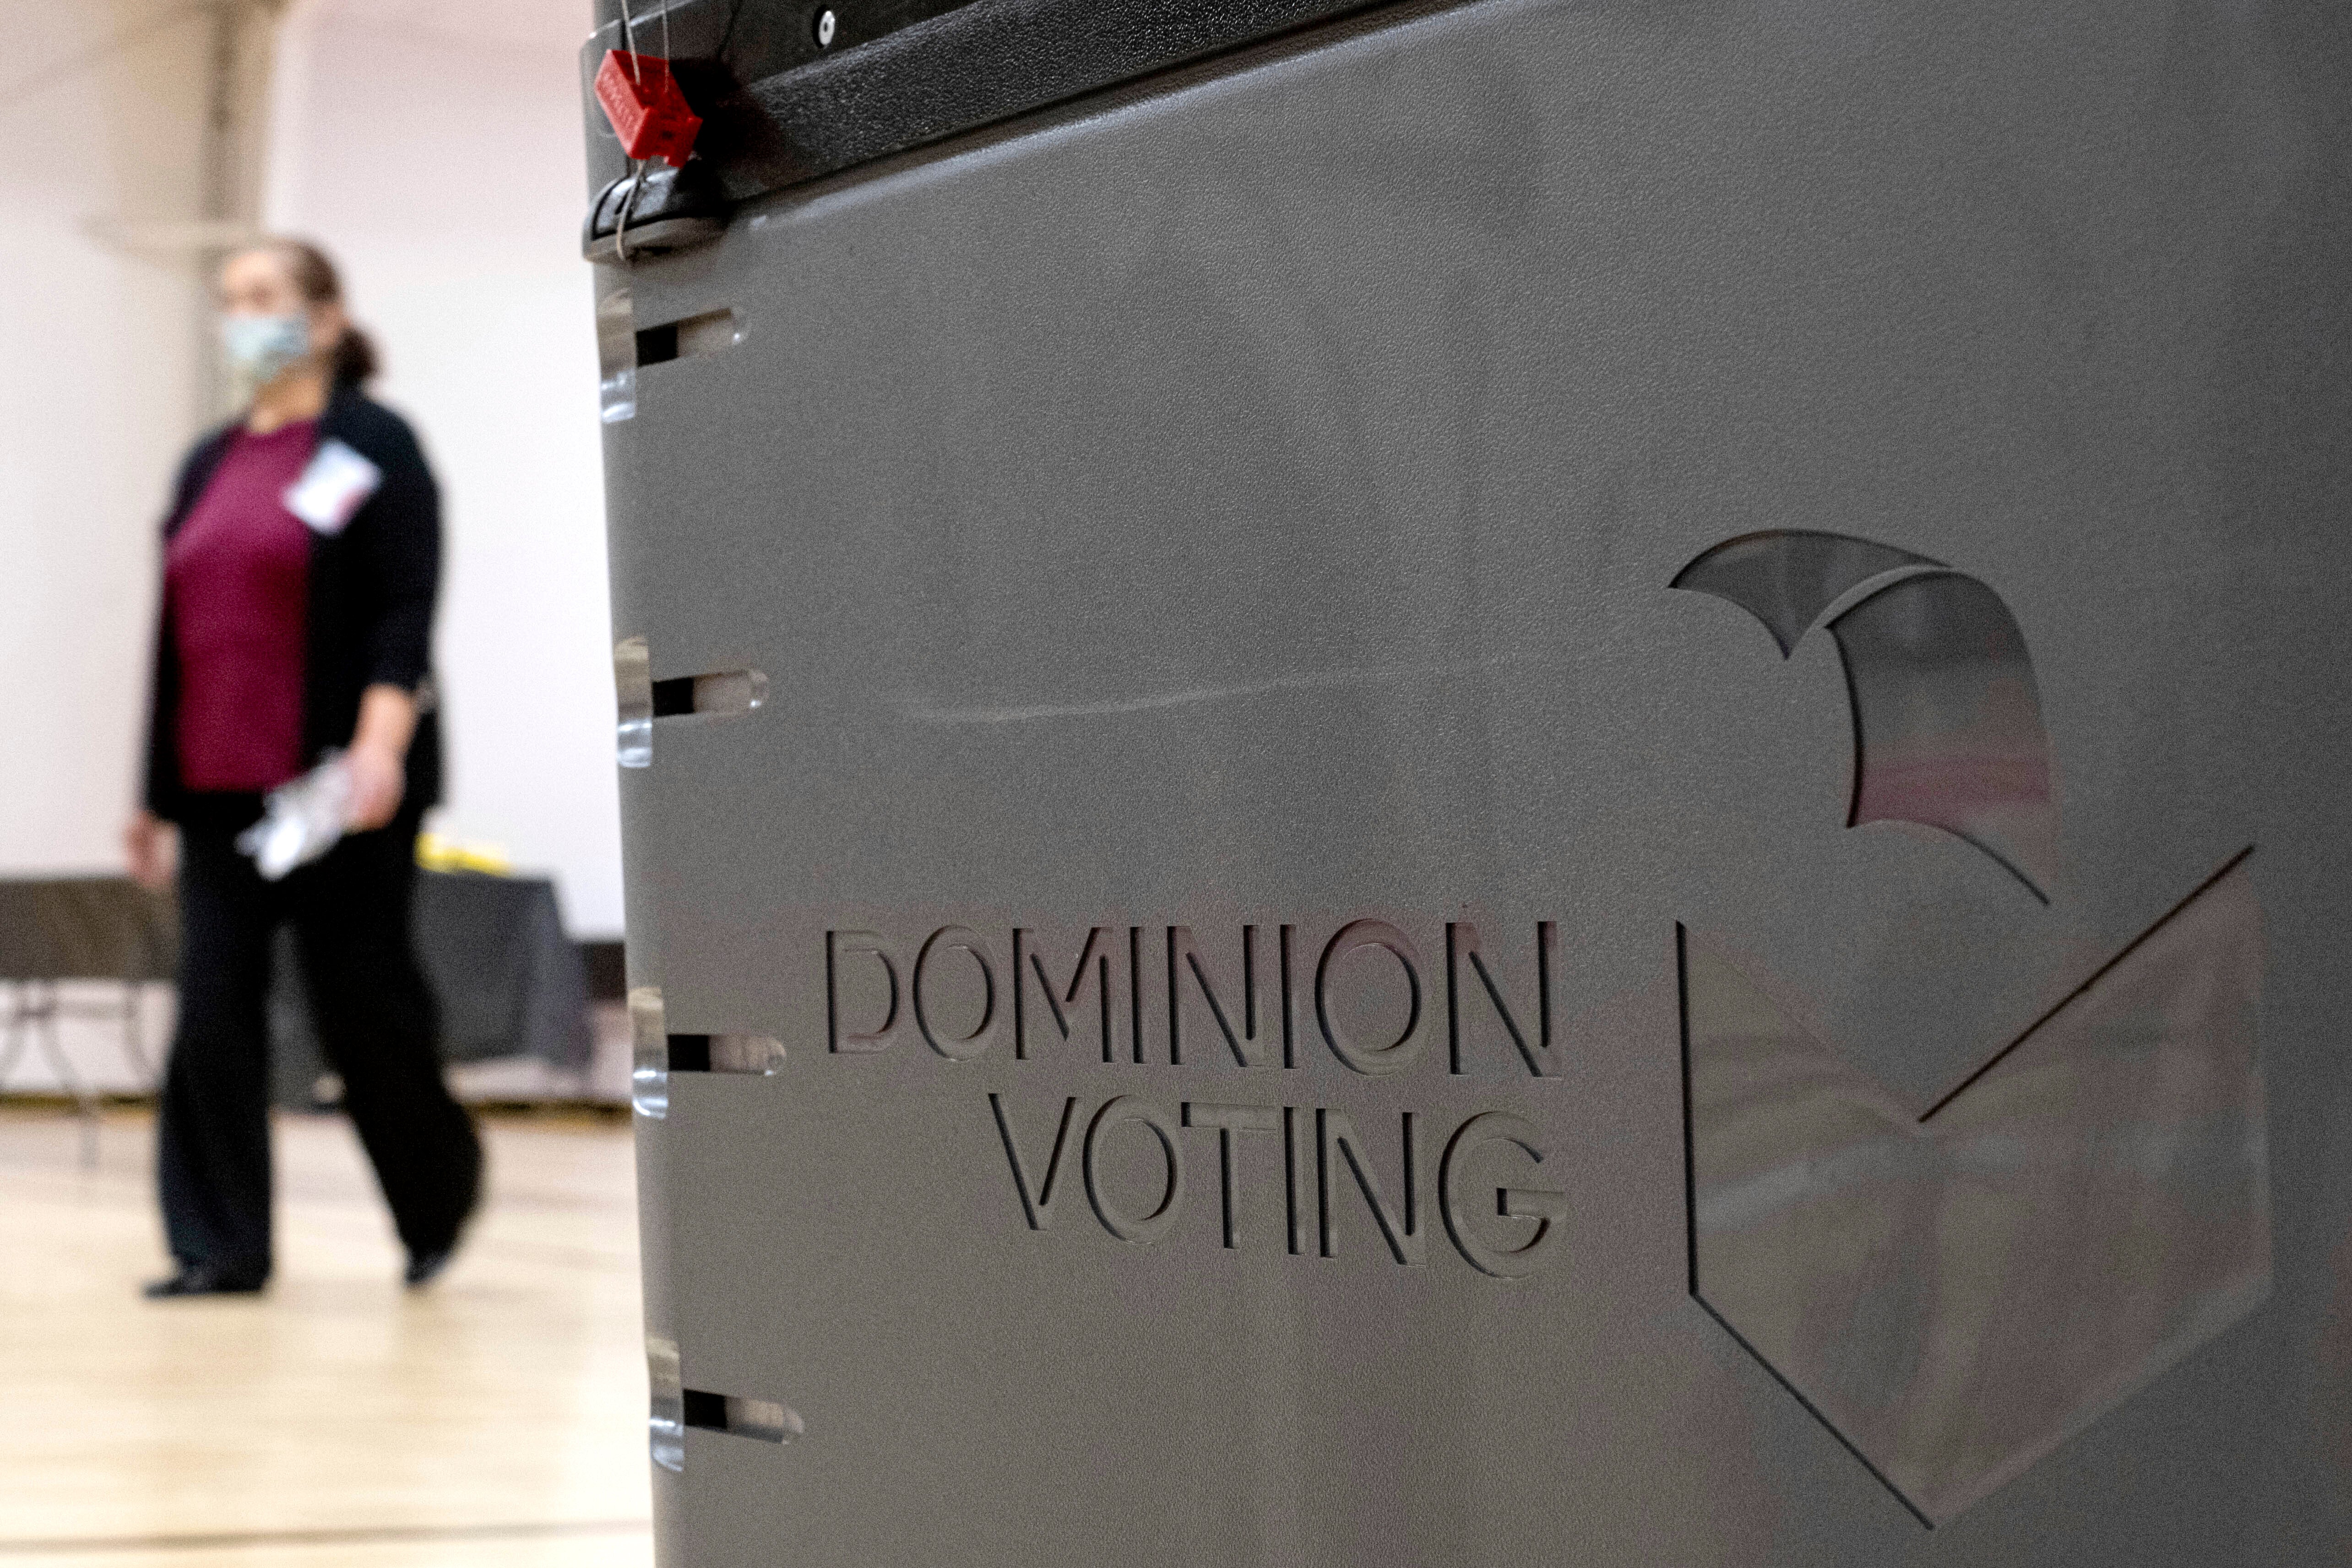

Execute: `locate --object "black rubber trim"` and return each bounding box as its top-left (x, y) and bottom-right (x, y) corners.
top-left (705, 0), bottom-right (1395, 200)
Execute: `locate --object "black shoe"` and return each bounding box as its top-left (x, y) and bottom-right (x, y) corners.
top-left (403, 1247), bottom-right (456, 1289)
top-left (405, 1131), bottom-right (483, 1290)
top-left (143, 1263), bottom-right (267, 1299)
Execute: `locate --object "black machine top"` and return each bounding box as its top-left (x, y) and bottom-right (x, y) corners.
top-left (583, 0), bottom-right (1436, 206)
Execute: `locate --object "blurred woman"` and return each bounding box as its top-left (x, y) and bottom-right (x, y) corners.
top-left (126, 239), bottom-right (481, 1298)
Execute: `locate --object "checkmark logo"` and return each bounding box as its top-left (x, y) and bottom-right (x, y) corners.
top-left (1670, 534), bottom-right (2271, 1526)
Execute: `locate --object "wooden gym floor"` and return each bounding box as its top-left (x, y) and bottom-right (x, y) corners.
top-left (0, 1106), bottom-right (652, 1566)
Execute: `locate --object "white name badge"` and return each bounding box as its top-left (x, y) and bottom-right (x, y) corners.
top-left (283, 439), bottom-right (383, 535)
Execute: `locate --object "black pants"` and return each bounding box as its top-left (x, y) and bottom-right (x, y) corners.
top-left (159, 799), bottom-right (481, 1276)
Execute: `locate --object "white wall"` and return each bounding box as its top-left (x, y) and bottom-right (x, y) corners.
top-left (0, 1), bottom-right (220, 879)
top-left (265, 0), bottom-right (625, 935)
top-left (1, 0), bottom-right (624, 938)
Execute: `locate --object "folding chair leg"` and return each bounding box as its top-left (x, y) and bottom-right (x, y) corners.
top-left (120, 981), bottom-right (155, 1087)
top-left (21, 985), bottom-right (101, 1170)
top-left (0, 982), bottom-right (30, 1090)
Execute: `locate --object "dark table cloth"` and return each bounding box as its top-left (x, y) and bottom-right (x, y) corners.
top-left (270, 869), bottom-right (593, 1105)
top-left (0, 879), bottom-right (178, 984)
top-left (0, 871), bottom-right (591, 1106)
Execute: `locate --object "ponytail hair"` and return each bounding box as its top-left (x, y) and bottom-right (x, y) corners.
top-left (257, 236), bottom-right (379, 385)
top-left (330, 324), bottom-right (380, 385)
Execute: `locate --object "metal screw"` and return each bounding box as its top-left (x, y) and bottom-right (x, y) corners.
top-left (814, 8), bottom-right (836, 46)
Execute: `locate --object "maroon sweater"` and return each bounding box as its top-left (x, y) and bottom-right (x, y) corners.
top-left (164, 419), bottom-right (317, 792)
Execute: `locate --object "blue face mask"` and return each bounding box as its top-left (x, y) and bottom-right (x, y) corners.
top-left (221, 312), bottom-right (311, 392)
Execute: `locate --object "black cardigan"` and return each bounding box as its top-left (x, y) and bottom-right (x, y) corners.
top-left (142, 385), bottom-right (444, 821)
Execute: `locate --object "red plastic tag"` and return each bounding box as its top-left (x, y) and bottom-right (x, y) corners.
top-left (595, 51), bottom-right (702, 169)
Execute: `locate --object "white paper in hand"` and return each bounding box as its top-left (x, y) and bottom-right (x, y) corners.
top-left (236, 755), bottom-right (354, 880)
top-left (283, 439), bottom-right (382, 535)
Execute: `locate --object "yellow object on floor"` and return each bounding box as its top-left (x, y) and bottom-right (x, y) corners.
top-left (413, 834), bottom-right (515, 875)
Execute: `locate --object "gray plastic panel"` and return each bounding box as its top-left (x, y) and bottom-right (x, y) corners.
top-left (598, 0), bottom-right (2352, 1562)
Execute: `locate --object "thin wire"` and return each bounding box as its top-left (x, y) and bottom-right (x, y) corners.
top-left (612, 0), bottom-right (644, 260)
top-left (0, 0), bottom-right (205, 111)
top-left (714, 0), bottom-right (752, 60)
top-left (615, 160), bottom-right (646, 264)
top-left (610, 0), bottom-right (683, 265)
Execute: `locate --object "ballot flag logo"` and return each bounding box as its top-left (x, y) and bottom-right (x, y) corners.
top-left (1670, 532), bottom-right (2269, 1526)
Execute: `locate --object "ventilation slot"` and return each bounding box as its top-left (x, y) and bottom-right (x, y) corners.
top-left (653, 669), bottom-right (766, 719)
top-left (637, 307), bottom-right (742, 366)
top-left (668, 1032), bottom-right (786, 1075)
top-left (682, 1388), bottom-right (802, 1444)
top-left (618, 646), bottom-right (764, 767)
